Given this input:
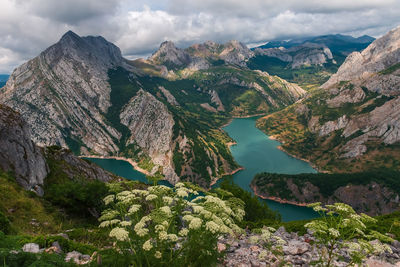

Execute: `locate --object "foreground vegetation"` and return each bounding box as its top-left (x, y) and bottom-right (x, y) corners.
top-left (0, 165), bottom-right (399, 266)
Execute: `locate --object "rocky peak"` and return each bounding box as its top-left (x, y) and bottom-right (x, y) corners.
top-left (44, 30), bottom-right (123, 71)
top-left (219, 40), bottom-right (254, 66)
top-left (323, 26), bottom-right (400, 88)
top-left (149, 41), bottom-right (191, 67)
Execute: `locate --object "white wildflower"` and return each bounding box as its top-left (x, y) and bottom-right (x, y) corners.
top-left (128, 204), bottom-right (141, 215)
top-left (120, 221), bottom-right (132, 227)
top-left (176, 188), bottom-right (188, 198)
top-left (160, 206), bottom-right (172, 216)
top-left (99, 220), bottom-right (111, 228)
top-left (109, 227), bottom-right (130, 241)
top-left (259, 250), bottom-right (268, 260)
top-left (175, 182), bottom-right (185, 188)
top-left (143, 240), bottom-right (153, 251)
top-left (328, 228), bottom-right (340, 238)
top-left (103, 195), bottom-right (115, 205)
top-left (205, 221), bottom-right (220, 234)
top-left (189, 218), bottom-right (202, 230)
top-left (167, 234), bottom-right (178, 242)
top-left (154, 251), bottom-right (162, 259)
top-left (178, 228), bottom-right (189, 237)
top-left (155, 224), bottom-right (165, 233)
top-left (99, 210), bottom-right (119, 221)
top-left (162, 196), bottom-right (173, 205)
top-left (159, 231), bottom-right (168, 240)
top-left (182, 215), bottom-right (194, 222)
top-left (145, 194), bottom-right (158, 201)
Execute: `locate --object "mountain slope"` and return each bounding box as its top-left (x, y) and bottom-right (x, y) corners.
top-left (257, 26), bottom-right (400, 173)
top-left (0, 32), bottom-right (306, 187)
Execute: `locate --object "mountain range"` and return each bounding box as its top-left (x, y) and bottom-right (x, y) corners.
top-left (0, 27), bottom-right (398, 189)
top-left (0, 31), bottom-right (305, 187)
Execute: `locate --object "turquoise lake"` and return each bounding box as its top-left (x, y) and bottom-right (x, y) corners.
top-left (85, 117), bottom-right (318, 222)
top-left (222, 117), bottom-right (318, 221)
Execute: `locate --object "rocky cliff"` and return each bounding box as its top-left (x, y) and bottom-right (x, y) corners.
top-left (0, 104), bottom-right (116, 196)
top-left (0, 104), bottom-right (48, 195)
top-left (257, 25), bottom-right (400, 172)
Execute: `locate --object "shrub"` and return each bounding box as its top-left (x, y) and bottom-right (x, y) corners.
top-left (0, 211), bottom-right (11, 234)
top-left (99, 182), bottom-right (245, 266)
top-left (305, 203), bottom-right (393, 267)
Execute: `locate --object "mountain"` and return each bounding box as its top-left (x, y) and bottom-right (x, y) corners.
top-left (0, 74), bottom-right (8, 87)
top-left (257, 34), bottom-right (375, 55)
top-left (0, 31), bottom-right (305, 187)
top-left (247, 34), bottom-right (375, 89)
top-left (257, 26), bottom-right (400, 173)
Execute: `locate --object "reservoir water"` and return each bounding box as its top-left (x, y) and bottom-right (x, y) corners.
top-left (85, 117), bottom-right (318, 222)
top-left (222, 117), bottom-right (318, 221)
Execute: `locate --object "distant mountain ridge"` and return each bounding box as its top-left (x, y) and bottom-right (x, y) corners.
top-left (257, 34), bottom-right (375, 55)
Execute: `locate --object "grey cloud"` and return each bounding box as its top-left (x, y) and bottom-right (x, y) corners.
top-left (0, 0), bottom-right (399, 73)
top-left (16, 0), bottom-right (121, 25)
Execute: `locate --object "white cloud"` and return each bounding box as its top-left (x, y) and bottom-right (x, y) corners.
top-left (0, 0), bottom-right (399, 73)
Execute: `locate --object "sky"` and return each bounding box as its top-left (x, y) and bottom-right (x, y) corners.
top-left (0, 0), bottom-right (399, 73)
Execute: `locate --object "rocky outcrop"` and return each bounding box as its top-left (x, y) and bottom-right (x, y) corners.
top-left (120, 89), bottom-right (178, 183)
top-left (254, 43), bottom-right (334, 68)
top-left (323, 26), bottom-right (400, 89)
top-left (0, 104), bottom-right (48, 195)
top-left (222, 227), bottom-right (400, 267)
top-left (149, 41), bottom-right (191, 68)
top-left (0, 30), bottom-right (124, 155)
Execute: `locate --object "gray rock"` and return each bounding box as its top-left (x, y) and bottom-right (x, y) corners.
top-left (0, 105), bottom-right (48, 193)
top-left (283, 240), bottom-right (310, 255)
top-left (22, 243), bottom-right (40, 253)
top-left (65, 251), bottom-right (83, 264)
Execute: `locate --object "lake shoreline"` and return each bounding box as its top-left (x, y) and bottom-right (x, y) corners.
top-left (80, 155), bottom-right (151, 176)
top-left (251, 184), bottom-right (309, 207)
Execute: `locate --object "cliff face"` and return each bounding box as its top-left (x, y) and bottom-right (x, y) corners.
top-left (0, 105), bottom-right (116, 196)
top-left (0, 104), bottom-right (48, 195)
top-left (120, 89), bottom-right (178, 183)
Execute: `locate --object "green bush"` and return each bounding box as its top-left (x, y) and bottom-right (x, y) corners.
top-left (0, 211), bottom-right (11, 234)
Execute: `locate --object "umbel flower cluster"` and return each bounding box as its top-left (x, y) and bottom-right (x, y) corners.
top-left (305, 202), bottom-right (394, 267)
top-left (99, 182), bottom-right (245, 266)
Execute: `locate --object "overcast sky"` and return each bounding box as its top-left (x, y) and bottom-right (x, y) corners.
top-left (0, 0), bottom-right (399, 73)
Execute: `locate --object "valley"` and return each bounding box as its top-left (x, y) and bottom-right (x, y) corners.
top-left (0, 21), bottom-right (399, 266)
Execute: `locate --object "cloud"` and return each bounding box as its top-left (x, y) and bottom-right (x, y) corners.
top-left (0, 0), bottom-right (399, 73)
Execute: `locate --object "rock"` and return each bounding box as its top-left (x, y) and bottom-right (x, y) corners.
top-left (22, 243), bottom-right (40, 253)
top-left (120, 89), bottom-right (178, 184)
top-left (283, 240), bottom-right (310, 255)
top-left (218, 242), bottom-right (226, 252)
top-left (0, 105), bottom-right (48, 193)
top-left (392, 240), bottom-right (400, 249)
top-left (65, 251), bottom-right (91, 265)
